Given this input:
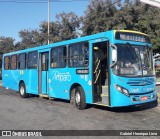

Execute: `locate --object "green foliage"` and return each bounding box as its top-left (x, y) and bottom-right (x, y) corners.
top-left (0, 36), bottom-right (15, 53)
top-left (1, 0), bottom-right (160, 54)
top-left (82, 0), bottom-right (118, 35)
top-left (82, 0), bottom-right (160, 51)
top-left (0, 37), bottom-right (15, 69)
top-left (18, 29), bottom-right (43, 50)
top-left (55, 12), bottom-right (81, 41)
top-left (18, 12), bottom-right (81, 49)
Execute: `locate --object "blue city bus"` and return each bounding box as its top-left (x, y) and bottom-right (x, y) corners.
top-left (2, 30), bottom-right (157, 109)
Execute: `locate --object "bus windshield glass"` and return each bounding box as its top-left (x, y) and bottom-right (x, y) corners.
top-left (113, 44), bottom-right (154, 77)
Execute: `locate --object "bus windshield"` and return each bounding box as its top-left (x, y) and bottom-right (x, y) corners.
top-left (113, 44), bottom-right (154, 77)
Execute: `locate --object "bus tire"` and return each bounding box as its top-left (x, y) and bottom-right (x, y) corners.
top-left (70, 88), bottom-right (76, 106)
top-left (19, 83), bottom-right (29, 98)
top-left (75, 86), bottom-right (86, 110)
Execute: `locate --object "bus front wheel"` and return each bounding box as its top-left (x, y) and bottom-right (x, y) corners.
top-left (19, 83), bottom-right (29, 98)
top-left (75, 86), bottom-right (86, 110)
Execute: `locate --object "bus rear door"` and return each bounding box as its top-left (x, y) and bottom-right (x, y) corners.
top-left (38, 51), bottom-right (49, 96)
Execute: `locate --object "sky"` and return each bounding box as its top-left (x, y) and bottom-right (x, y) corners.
top-left (0, 0), bottom-right (90, 42)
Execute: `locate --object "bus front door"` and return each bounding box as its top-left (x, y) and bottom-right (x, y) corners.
top-left (92, 41), bottom-right (110, 106)
top-left (39, 52), bottom-right (49, 95)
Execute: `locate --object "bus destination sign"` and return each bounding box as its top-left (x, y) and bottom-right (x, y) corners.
top-left (115, 31), bottom-right (151, 43)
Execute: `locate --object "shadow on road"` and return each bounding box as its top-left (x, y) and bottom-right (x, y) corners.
top-left (1, 86), bottom-right (158, 112)
top-left (29, 94), bottom-right (70, 103)
top-left (92, 101), bottom-right (158, 113)
top-left (17, 93), bottom-right (159, 112)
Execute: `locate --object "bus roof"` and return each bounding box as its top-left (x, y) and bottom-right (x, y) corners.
top-left (3, 31), bottom-right (109, 56)
top-left (3, 30), bottom-right (149, 56)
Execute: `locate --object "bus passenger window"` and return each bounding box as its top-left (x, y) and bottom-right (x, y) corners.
top-left (4, 56), bottom-right (10, 70)
top-left (69, 42), bottom-right (89, 67)
top-left (27, 51), bottom-right (38, 69)
top-left (51, 46), bottom-right (66, 68)
top-left (11, 55), bottom-right (17, 70)
top-left (18, 53), bottom-right (26, 69)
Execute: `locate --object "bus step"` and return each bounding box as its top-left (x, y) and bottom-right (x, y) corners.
top-left (101, 93), bottom-right (109, 105)
top-left (39, 94), bottom-right (49, 98)
top-left (101, 93), bottom-right (108, 97)
top-left (102, 86), bottom-right (108, 94)
top-left (94, 102), bottom-right (108, 106)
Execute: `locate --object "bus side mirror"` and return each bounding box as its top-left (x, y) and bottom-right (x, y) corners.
top-left (110, 44), bottom-right (117, 68)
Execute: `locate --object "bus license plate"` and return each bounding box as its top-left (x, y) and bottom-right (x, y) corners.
top-left (141, 96), bottom-right (148, 101)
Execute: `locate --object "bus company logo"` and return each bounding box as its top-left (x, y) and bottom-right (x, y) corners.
top-left (129, 88), bottom-right (140, 93)
top-left (52, 71), bottom-right (71, 82)
top-left (2, 131), bottom-right (11, 136)
top-left (143, 87), bottom-right (154, 92)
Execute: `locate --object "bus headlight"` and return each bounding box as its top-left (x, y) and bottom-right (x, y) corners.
top-left (115, 84), bottom-right (130, 97)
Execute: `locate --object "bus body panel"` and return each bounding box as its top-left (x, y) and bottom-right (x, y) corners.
top-left (2, 70), bottom-right (19, 91)
top-left (26, 69), bottom-right (39, 95)
top-left (2, 69), bottom-right (39, 95)
top-left (109, 74), bottom-right (156, 107)
top-left (48, 68), bottom-right (93, 103)
top-left (48, 39), bottom-right (94, 103)
top-left (108, 35), bottom-right (156, 107)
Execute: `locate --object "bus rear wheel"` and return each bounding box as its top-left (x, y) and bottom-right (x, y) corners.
top-left (75, 86), bottom-right (86, 110)
top-left (19, 83), bottom-right (29, 98)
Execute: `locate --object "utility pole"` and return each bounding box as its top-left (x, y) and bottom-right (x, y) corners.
top-left (48, 0), bottom-right (50, 44)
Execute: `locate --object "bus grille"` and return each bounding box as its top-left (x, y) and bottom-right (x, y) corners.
top-left (127, 79), bottom-right (154, 86)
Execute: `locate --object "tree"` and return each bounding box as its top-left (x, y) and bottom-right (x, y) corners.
top-left (56, 12), bottom-right (81, 41)
top-left (0, 36), bottom-right (15, 69)
top-left (82, 0), bottom-right (119, 35)
top-left (18, 12), bottom-right (81, 49)
top-left (39, 12), bottom-right (81, 43)
top-left (82, 0), bottom-right (160, 51)
top-left (18, 29), bottom-right (43, 50)
top-left (118, 0), bottom-right (160, 51)
top-left (0, 36), bottom-right (15, 53)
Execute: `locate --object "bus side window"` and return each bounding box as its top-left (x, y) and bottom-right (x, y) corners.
top-left (27, 51), bottom-right (38, 69)
top-left (51, 46), bottom-right (66, 68)
top-left (83, 43), bottom-right (89, 66)
top-left (69, 42), bottom-right (89, 67)
top-left (11, 55), bottom-right (17, 70)
top-left (4, 56), bottom-right (10, 70)
top-left (18, 53), bottom-right (26, 69)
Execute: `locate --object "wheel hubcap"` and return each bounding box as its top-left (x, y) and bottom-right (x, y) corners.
top-left (20, 86), bottom-right (24, 95)
top-left (75, 92), bottom-right (80, 104)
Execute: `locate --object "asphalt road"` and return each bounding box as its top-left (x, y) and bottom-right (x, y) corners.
top-left (0, 86), bottom-right (160, 138)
